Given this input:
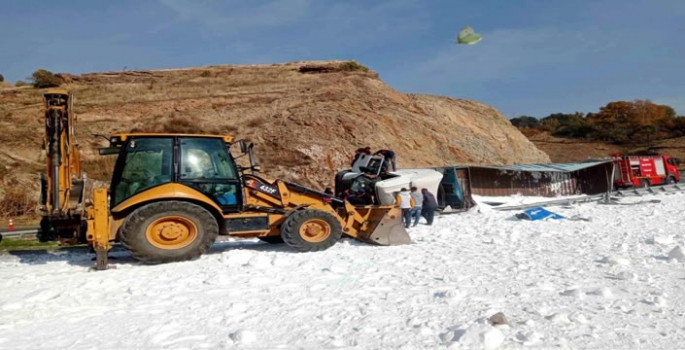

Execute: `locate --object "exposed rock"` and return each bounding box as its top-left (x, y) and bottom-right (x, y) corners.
top-left (489, 312), bottom-right (509, 326)
top-left (668, 246), bottom-right (685, 262)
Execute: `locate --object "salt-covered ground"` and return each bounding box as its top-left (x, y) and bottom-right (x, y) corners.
top-left (2, 192), bottom-right (685, 349)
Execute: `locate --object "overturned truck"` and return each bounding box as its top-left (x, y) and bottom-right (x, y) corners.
top-left (335, 156), bottom-right (616, 211)
top-left (334, 154), bottom-right (475, 212)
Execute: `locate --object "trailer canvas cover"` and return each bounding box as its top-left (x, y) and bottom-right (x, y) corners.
top-left (468, 161), bottom-right (614, 197)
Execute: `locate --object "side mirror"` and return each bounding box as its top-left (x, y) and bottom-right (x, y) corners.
top-left (239, 140), bottom-right (247, 154)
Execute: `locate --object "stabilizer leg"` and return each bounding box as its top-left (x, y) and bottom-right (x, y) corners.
top-left (95, 248), bottom-right (109, 270)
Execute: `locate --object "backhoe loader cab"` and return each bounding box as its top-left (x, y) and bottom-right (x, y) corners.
top-left (103, 134), bottom-right (249, 212)
top-left (85, 133), bottom-right (411, 269)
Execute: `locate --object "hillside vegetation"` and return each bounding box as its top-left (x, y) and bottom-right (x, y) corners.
top-left (512, 100), bottom-right (683, 145)
top-left (0, 60), bottom-right (549, 221)
top-left (510, 99), bottom-right (685, 165)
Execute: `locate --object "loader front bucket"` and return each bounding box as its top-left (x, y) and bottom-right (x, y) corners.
top-left (345, 205), bottom-right (412, 246)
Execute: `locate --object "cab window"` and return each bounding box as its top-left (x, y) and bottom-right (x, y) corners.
top-left (180, 138), bottom-right (237, 180)
top-left (179, 137), bottom-right (241, 210)
top-left (112, 137), bottom-right (173, 206)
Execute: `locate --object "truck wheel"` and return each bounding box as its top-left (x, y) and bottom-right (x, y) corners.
top-left (258, 236), bottom-right (284, 244)
top-left (667, 176), bottom-right (677, 184)
top-left (120, 201), bottom-right (219, 264)
top-left (280, 209), bottom-right (343, 252)
top-left (640, 179), bottom-right (650, 188)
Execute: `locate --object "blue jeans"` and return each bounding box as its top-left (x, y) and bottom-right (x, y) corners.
top-left (410, 207), bottom-right (422, 226)
top-left (401, 209), bottom-right (412, 228)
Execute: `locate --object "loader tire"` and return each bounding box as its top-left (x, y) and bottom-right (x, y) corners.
top-left (120, 201), bottom-right (219, 264)
top-left (280, 209), bottom-right (342, 252)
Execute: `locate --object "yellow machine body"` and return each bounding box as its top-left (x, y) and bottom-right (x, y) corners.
top-left (81, 132), bottom-right (411, 269)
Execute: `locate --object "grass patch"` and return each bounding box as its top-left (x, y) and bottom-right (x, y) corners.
top-left (338, 61), bottom-right (369, 72)
top-left (130, 115), bottom-right (226, 135)
top-left (0, 237), bottom-right (58, 251)
top-left (82, 156), bottom-right (117, 181)
top-left (246, 117), bottom-right (268, 128)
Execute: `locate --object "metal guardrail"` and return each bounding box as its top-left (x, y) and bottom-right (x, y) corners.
top-left (0, 226), bottom-right (40, 239)
top-left (613, 183), bottom-right (685, 197)
top-left (490, 194), bottom-right (605, 211)
top-left (0, 230), bottom-right (38, 239)
top-left (490, 183), bottom-right (685, 212)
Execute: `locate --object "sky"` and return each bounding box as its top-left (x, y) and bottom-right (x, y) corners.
top-left (1, 0), bottom-right (684, 118)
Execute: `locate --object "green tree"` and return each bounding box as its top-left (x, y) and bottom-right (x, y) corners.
top-left (30, 69), bottom-right (62, 88)
top-left (510, 116), bottom-right (539, 128)
top-left (539, 117), bottom-right (560, 133)
top-left (587, 100), bottom-right (675, 145)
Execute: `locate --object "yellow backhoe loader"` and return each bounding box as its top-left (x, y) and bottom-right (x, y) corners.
top-left (37, 90), bottom-right (412, 270)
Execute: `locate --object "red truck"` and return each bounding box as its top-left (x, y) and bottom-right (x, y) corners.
top-left (612, 153), bottom-right (681, 188)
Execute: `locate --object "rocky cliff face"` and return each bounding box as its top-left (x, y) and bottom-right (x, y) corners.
top-left (0, 60), bottom-right (550, 197)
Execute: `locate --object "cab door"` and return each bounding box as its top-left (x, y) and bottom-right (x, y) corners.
top-left (178, 137), bottom-right (242, 213)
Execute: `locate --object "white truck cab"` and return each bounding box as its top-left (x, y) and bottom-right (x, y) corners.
top-left (336, 154), bottom-right (443, 205)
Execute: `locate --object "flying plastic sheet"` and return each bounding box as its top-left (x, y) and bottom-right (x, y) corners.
top-left (456, 26), bottom-right (482, 45)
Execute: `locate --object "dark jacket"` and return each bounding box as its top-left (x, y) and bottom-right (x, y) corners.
top-left (422, 191), bottom-right (438, 209)
top-left (374, 149), bottom-right (395, 159)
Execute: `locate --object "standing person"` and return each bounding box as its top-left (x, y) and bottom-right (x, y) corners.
top-left (394, 188), bottom-right (415, 228)
top-left (421, 188), bottom-right (438, 226)
top-left (351, 146), bottom-right (372, 167)
top-left (373, 149), bottom-right (397, 171)
top-left (409, 186), bottom-right (423, 227)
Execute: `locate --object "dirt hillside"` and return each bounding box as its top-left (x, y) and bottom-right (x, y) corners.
top-left (0, 60), bottom-right (549, 215)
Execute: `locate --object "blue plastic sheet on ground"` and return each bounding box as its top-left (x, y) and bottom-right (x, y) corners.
top-left (515, 206), bottom-right (565, 221)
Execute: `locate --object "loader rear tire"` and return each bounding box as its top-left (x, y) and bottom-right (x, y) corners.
top-left (120, 201), bottom-right (219, 264)
top-left (280, 209), bottom-right (342, 252)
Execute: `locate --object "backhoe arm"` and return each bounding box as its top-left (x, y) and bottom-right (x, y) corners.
top-left (38, 89), bottom-right (87, 244)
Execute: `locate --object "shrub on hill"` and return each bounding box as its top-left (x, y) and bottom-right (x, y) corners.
top-left (30, 69), bottom-right (62, 88)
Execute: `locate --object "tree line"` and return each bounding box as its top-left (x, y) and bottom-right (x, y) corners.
top-left (511, 100), bottom-right (684, 145)
top-left (0, 69), bottom-right (63, 88)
